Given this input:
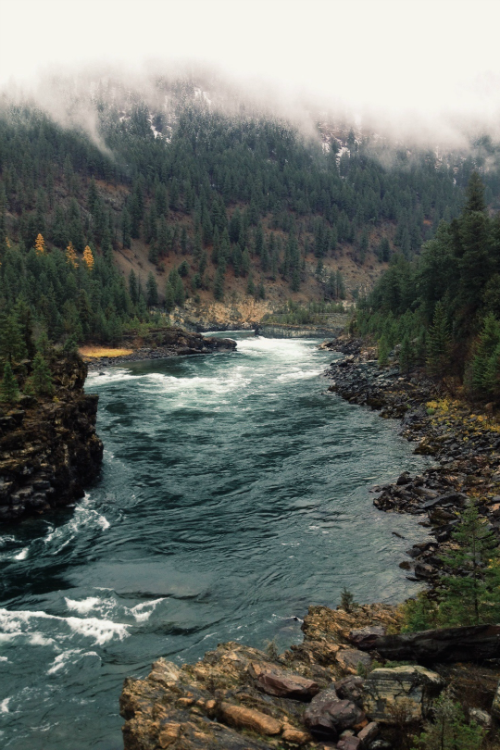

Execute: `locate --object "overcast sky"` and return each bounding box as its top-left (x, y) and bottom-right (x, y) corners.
top-left (1, 0), bottom-right (500, 135)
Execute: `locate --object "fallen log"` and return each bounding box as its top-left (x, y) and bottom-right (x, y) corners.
top-left (351, 624), bottom-right (500, 663)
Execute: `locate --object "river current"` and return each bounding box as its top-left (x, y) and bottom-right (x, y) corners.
top-left (0, 334), bottom-right (428, 749)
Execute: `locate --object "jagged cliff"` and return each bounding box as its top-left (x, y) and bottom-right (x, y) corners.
top-left (0, 356), bottom-right (103, 523)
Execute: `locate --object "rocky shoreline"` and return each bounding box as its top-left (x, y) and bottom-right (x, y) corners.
top-left (85, 328), bottom-right (237, 370)
top-left (322, 336), bottom-right (500, 585)
top-left (0, 356), bottom-right (103, 523)
top-left (118, 334), bottom-right (500, 749)
top-left (120, 603), bottom-right (500, 750)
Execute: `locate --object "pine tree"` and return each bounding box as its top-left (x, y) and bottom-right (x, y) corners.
top-left (399, 335), bottom-right (413, 373)
top-left (32, 352), bottom-right (54, 397)
top-left (426, 301), bottom-right (451, 377)
top-left (213, 267), bottom-right (224, 301)
top-left (129, 270), bottom-right (138, 305)
top-left (0, 362), bottom-right (19, 404)
top-left (35, 233), bottom-right (45, 256)
top-left (247, 273), bottom-right (255, 297)
top-left (0, 314), bottom-right (28, 364)
top-left (164, 281), bottom-right (175, 312)
top-left (82, 245), bottom-right (94, 271)
top-left (377, 335), bottom-right (390, 367)
top-left (146, 272), bottom-right (158, 307)
top-left (437, 502), bottom-right (500, 626)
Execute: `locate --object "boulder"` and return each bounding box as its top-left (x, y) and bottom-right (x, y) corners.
top-left (248, 661), bottom-right (319, 701)
top-left (337, 736), bottom-right (362, 750)
top-left (469, 708), bottom-right (492, 729)
top-left (335, 676), bottom-right (364, 705)
top-left (304, 688), bottom-right (365, 737)
top-left (362, 666), bottom-right (443, 723)
top-left (303, 688), bottom-right (339, 738)
top-left (337, 649), bottom-right (372, 675)
top-left (357, 721), bottom-right (379, 747)
top-left (357, 623), bottom-right (500, 663)
top-left (349, 626), bottom-right (386, 648)
top-left (281, 725), bottom-right (312, 745)
top-left (219, 702), bottom-right (282, 736)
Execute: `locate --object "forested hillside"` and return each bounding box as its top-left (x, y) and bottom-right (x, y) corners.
top-left (357, 172), bottom-right (500, 399)
top-left (0, 75), bottom-right (496, 345)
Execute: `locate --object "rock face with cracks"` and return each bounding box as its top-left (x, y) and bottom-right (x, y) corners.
top-left (0, 355), bottom-right (103, 523)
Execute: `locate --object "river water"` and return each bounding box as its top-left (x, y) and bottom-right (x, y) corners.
top-left (0, 334), bottom-right (428, 749)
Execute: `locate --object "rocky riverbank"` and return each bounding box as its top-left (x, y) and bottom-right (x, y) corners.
top-left (323, 336), bottom-right (500, 584)
top-left (83, 327), bottom-right (237, 369)
top-left (120, 602), bottom-right (500, 749)
top-left (118, 334), bottom-right (500, 749)
top-left (0, 355), bottom-right (103, 523)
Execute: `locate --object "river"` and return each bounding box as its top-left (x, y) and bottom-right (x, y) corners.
top-left (0, 333), bottom-right (428, 749)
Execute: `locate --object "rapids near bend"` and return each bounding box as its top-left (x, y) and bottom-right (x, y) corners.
top-left (0, 334), bottom-right (429, 749)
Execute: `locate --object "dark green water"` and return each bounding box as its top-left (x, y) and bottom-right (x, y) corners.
top-left (0, 334), bottom-right (428, 749)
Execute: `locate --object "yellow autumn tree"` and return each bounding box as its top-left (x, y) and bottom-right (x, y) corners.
top-left (66, 242), bottom-right (78, 269)
top-left (82, 245), bottom-right (94, 271)
top-left (35, 233), bottom-right (45, 256)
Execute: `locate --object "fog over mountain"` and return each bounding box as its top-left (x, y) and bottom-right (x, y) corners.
top-left (2, 0), bottom-right (500, 148)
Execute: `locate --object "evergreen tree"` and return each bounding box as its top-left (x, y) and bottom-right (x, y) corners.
top-left (399, 335), bottom-right (413, 373)
top-left (129, 270), bottom-right (138, 305)
top-left (0, 314), bottom-right (28, 364)
top-left (146, 272), bottom-right (158, 307)
top-left (164, 281), bottom-right (175, 312)
top-left (426, 301), bottom-right (451, 376)
top-left (213, 267), bottom-right (224, 301)
top-left (437, 502), bottom-right (500, 626)
top-left (0, 362), bottom-right (19, 404)
top-left (32, 352), bottom-right (54, 397)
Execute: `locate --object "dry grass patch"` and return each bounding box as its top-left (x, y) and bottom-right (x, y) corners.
top-left (79, 346), bottom-right (134, 359)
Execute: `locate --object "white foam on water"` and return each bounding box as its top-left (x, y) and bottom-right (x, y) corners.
top-left (65, 597), bottom-right (101, 614)
top-left (13, 548), bottom-right (28, 561)
top-left (276, 368), bottom-right (323, 382)
top-left (42, 494), bottom-right (110, 554)
top-left (65, 594), bottom-right (166, 624)
top-left (1, 697), bottom-right (10, 713)
top-left (0, 536), bottom-right (15, 546)
top-left (97, 515), bottom-right (110, 530)
top-left (0, 607), bottom-right (130, 646)
top-left (29, 634), bottom-right (55, 647)
top-left (0, 656), bottom-right (9, 662)
top-left (65, 616), bottom-right (129, 644)
top-left (129, 598), bottom-right (166, 623)
top-left (86, 368), bottom-right (138, 386)
top-left (47, 649), bottom-right (82, 674)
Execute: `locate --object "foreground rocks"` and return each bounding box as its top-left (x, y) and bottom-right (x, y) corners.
top-left (0, 355), bottom-right (103, 523)
top-left (120, 604), bottom-right (500, 749)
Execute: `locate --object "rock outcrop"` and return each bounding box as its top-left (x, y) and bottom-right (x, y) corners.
top-left (86, 327), bottom-right (237, 368)
top-left (120, 603), bottom-right (500, 749)
top-left (0, 355), bottom-right (103, 523)
top-left (362, 666), bottom-right (443, 724)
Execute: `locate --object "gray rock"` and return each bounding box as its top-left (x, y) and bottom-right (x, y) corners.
top-left (337, 736), bottom-right (361, 750)
top-left (469, 708), bottom-right (492, 729)
top-left (362, 666), bottom-right (443, 724)
top-left (335, 676), bottom-right (364, 705)
top-left (337, 649), bottom-right (372, 675)
top-left (357, 721), bottom-right (379, 747)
